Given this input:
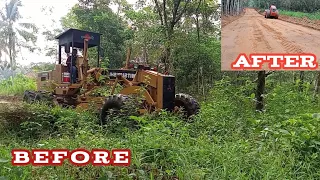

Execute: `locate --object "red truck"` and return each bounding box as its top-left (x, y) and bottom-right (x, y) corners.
top-left (265, 5), bottom-right (279, 19)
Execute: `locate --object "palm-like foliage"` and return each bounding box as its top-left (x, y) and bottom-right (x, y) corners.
top-left (0, 11), bottom-right (8, 61)
top-left (0, 0), bottom-right (38, 69)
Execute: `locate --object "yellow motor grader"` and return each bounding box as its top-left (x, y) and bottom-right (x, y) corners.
top-left (23, 29), bottom-right (200, 124)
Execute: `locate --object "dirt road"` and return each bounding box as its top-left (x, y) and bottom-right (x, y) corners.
top-left (0, 96), bottom-right (21, 104)
top-left (222, 8), bottom-right (320, 70)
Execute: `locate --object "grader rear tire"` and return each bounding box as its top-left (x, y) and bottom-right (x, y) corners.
top-left (174, 93), bottom-right (200, 118)
top-left (34, 93), bottom-right (43, 102)
top-left (34, 92), bottom-right (54, 106)
top-left (23, 90), bottom-right (35, 103)
top-left (99, 94), bottom-right (129, 125)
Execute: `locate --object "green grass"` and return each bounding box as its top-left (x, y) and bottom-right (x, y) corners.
top-left (1, 77), bottom-right (320, 179)
top-left (279, 10), bottom-right (320, 20)
top-left (0, 74), bottom-right (36, 96)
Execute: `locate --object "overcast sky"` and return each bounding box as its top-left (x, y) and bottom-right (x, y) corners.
top-left (2, 0), bottom-right (220, 66)
top-left (0, 0), bottom-right (76, 66)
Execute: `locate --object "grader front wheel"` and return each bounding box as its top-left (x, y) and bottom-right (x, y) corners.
top-left (23, 90), bottom-right (36, 103)
top-left (99, 93), bottom-right (200, 125)
top-left (174, 93), bottom-right (200, 118)
top-left (99, 94), bottom-right (130, 125)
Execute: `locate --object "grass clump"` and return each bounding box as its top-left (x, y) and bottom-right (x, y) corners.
top-left (0, 74), bottom-right (36, 96)
top-left (1, 79), bottom-right (320, 179)
top-left (279, 10), bottom-right (320, 20)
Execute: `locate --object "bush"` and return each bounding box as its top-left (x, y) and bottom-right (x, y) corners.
top-left (279, 10), bottom-right (320, 20)
top-left (0, 103), bottom-right (98, 139)
top-left (0, 74), bottom-right (36, 96)
top-left (1, 80), bottom-right (320, 179)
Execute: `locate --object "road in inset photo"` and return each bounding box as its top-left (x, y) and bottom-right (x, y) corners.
top-left (221, 8), bottom-right (320, 71)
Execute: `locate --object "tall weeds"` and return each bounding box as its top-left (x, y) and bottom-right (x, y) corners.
top-left (0, 74), bottom-right (36, 96)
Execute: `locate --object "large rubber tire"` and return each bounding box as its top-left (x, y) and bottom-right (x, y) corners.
top-left (23, 90), bottom-right (36, 103)
top-left (34, 93), bottom-right (43, 102)
top-left (99, 94), bottom-right (129, 125)
top-left (174, 93), bottom-right (200, 117)
top-left (34, 92), bottom-right (54, 106)
top-left (23, 91), bottom-right (31, 103)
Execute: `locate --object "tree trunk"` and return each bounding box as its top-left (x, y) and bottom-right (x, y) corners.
top-left (8, 24), bottom-right (15, 70)
top-left (164, 47), bottom-right (171, 73)
top-left (299, 71), bottom-right (304, 92)
top-left (143, 42), bottom-right (148, 64)
top-left (201, 67), bottom-right (205, 97)
top-left (195, 0), bottom-right (201, 94)
top-left (256, 71), bottom-right (266, 111)
top-left (313, 71), bottom-right (320, 101)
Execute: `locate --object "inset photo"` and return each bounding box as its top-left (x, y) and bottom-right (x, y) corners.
top-left (221, 1), bottom-right (320, 71)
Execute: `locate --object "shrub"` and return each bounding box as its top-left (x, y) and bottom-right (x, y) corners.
top-left (0, 74), bottom-right (36, 96)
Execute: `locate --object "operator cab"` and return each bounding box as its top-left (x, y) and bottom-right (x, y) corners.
top-left (270, 5), bottom-right (277, 12)
top-left (54, 29), bottom-right (102, 84)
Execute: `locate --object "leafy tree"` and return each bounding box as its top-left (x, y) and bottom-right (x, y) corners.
top-left (125, 6), bottom-right (164, 66)
top-left (40, 6), bottom-right (64, 59)
top-left (222, 0), bottom-right (247, 15)
top-left (151, 0), bottom-right (193, 73)
top-left (247, 0), bottom-right (320, 12)
top-left (61, 1), bottom-right (128, 68)
top-left (30, 62), bottom-right (55, 72)
top-left (125, 0), bottom-right (221, 95)
top-left (59, 0), bottom-right (221, 97)
top-left (0, 21), bottom-right (8, 61)
top-left (0, 0), bottom-right (39, 69)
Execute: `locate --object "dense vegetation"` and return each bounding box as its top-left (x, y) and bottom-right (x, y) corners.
top-left (60, 0), bottom-right (221, 95)
top-left (221, 0), bottom-right (246, 15)
top-left (249, 0), bottom-right (320, 13)
top-left (2, 74), bottom-right (320, 179)
top-left (280, 10), bottom-right (320, 20)
top-left (0, 74), bottom-right (36, 96)
top-left (1, 0), bottom-right (320, 179)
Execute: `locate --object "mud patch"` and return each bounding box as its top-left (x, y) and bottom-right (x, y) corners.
top-left (252, 21), bottom-right (272, 51)
top-left (258, 19), bottom-right (304, 53)
top-left (0, 95), bottom-right (22, 103)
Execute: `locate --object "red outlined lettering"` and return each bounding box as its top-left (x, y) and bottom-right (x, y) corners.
top-left (69, 149), bottom-right (91, 166)
top-left (231, 53), bottom-right (252, 70)
top-left (267, 55), bottom-right (283, 69)
top-left (32, 149), bottom-right (50, 166)
top-left (92, 149), bottom-right (111, 166)
top-left (11, 149), bottom-right (30, 166)
top-left (11, 149), bottom-right (131, 166)
top-left (301, 55), bottom-right (317, 68)
top-left (51, 149), bottom-right (69, 165)
top-left (231, 53), bottom-right (318, 70)
top-left (112, 149), bottom-right (131, 166)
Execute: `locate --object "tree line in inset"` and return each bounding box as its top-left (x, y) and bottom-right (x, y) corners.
top-left (222, 0), bottom-right (320, 15)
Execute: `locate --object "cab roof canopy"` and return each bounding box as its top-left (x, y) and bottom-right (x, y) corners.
top-left (55, 28), bottom-right (102, 48)
top-left (55, 28), bottom-right (102, 66)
